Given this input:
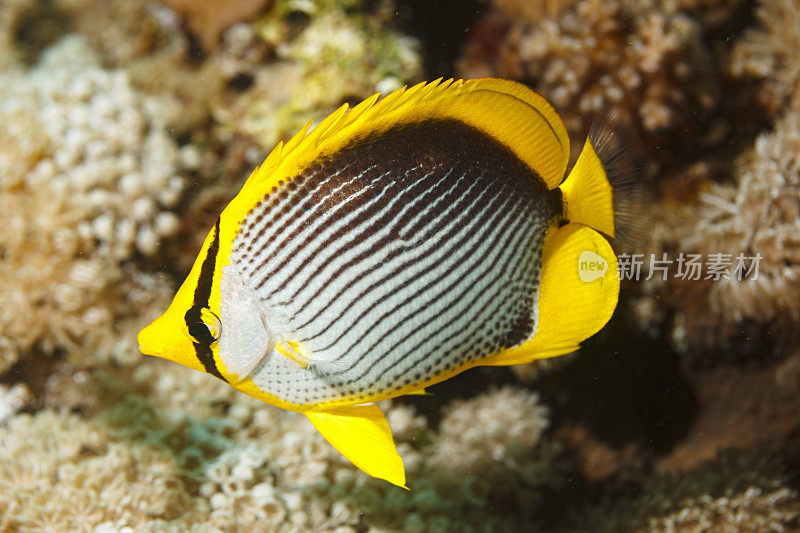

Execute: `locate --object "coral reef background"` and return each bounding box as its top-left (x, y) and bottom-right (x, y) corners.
top-left (1, 0), bottom-right (799, 530)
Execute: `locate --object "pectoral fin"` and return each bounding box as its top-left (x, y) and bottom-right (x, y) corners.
top-left (306, 404), bottom-right (407, 489)
top-left (483, 222), bottom-right (619, 366)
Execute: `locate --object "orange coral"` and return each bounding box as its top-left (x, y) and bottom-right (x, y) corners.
top-left (160, 0), bottom-right (271, 51)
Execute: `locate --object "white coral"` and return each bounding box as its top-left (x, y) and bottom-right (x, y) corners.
top-left (0, 383), bottom-right (29, 425)
top-left (433, 386), bottom-right (549, 471)
top-left (1, 357), bottom-right (560, 532)
top-left (730, 0), bottom-right (800, 115)
top-left (0, 410), bottom-right (192, 531)
top-left (0, 35), bottom-right (192, 368)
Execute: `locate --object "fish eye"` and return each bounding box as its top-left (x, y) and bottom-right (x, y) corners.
top-left (184, 306), bottom-right (222, 345)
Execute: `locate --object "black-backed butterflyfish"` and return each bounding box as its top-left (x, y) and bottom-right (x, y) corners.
top-left (138, 78), bottom-right (650, 488)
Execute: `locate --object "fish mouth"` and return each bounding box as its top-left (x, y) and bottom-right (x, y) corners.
top-left (137, 323), bottom-right (163, 356)
top-left (138, 344), bottom-right (162, 356)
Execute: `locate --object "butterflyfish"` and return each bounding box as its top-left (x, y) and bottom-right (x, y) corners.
top-left (138, 78), bottom-right (650, 489)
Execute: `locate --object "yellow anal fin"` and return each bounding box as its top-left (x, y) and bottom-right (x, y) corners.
top-left (306, 404), bottom-right (407, 489)
top-left (405, 388), bottom-right (430, 396)
top-left (483, 222), bottom-right (619, 367)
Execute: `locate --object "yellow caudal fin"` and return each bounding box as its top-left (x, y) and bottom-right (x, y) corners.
top-left (558, 108), bottom-right (652, 251)
top-left (483, 222), bottom-right (619, 366)
top-left (306, 404), bottom-right (407, 489)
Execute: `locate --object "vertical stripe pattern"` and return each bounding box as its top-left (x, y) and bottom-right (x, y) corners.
top-left (224, 120), bottom-right (555, 405)
top-left (186, 219), bottom-right (226, 381)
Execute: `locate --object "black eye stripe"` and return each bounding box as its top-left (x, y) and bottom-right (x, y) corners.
top-left (185, 312), bottom-right (215, 345)
top-left (194, 220), bottom-right (220, 305)
top-left (185, 219), bottom-right (226, 382)
top-left (188, 322), bottom-right (212, 342)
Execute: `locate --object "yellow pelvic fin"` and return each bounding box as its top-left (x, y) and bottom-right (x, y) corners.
top-left (483, 222), bottom-right (619, 366)
top-left (558, 138), bottom-right (615, 237)
top-left (306, 404), bottom-right (407, 489)
top-left (274, 340), bottom-right (309, 369)
top-left (405, 388), bottom-right (431, 396)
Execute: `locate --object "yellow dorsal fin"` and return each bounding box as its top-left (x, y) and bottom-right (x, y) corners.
top-left (282, 119), bottom-right (315, 154)
top-left (306, 404), bottom-right (407, 489)
top-left (226, 78), bottom-right (571, 225)
top-left (483, 222), bottom-right (619, 366)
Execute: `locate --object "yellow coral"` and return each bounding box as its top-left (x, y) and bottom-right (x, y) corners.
top-left (215, 0), bottom-right (422, 148)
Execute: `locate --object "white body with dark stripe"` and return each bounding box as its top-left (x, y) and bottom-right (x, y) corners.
top-left (218, 121), bottom-right (557, 406)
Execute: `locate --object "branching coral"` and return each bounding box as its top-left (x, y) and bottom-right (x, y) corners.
top-left (456, 0), bottom-right (755, 176)
top-left (0, 36), bottom-right (197, 371)
top-left (458, 0), bottom-right (720, 136)
top-left (730, 0), bottom-right (800, 115)
top-left (644, 104), bottom-right (800, 351)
